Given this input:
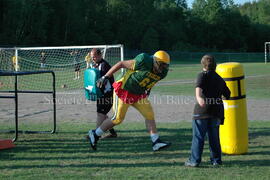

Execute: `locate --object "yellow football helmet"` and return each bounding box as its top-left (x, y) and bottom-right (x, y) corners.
top-left (153, 50), bottom-right (170, 64)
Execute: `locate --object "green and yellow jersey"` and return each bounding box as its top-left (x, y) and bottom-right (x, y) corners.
top-left (116, 53), bottom-right (168, 95)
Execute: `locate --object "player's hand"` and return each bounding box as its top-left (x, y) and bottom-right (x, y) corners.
top-left (96, 76), bottom-right (109, 89)
top-left (198, 98), bottom-right (206, 108)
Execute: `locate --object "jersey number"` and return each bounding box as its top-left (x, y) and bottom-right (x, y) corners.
top-left (139, 78), bottom-right (156, 89)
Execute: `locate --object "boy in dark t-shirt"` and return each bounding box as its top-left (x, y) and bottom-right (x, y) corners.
top-left (185, 55), bottom-right (230, 167)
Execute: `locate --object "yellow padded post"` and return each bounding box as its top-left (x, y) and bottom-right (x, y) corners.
top-left (216, 62), bottom-right (248, 154)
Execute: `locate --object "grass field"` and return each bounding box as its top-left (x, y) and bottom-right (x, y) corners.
top-left (153, 63), bottom-right (270, 99)
top-left (1, 62), bottom-right (270, 179)
top-left (1, 121), bottom-right (270, 179)
top-left (1, 63), bottom-right (270, 100)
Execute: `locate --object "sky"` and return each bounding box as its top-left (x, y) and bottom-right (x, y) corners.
top-left (187, 0), bottom-right (256, 8)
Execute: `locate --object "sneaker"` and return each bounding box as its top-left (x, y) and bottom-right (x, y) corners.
top-left (212, 162), bottom-right (222, 166)
top-left (87, 130), bottom-right (100, 150)
top-left (184, 160), bottom-right (199, 167)
top-left (152, 138), bottom-right (171, 151)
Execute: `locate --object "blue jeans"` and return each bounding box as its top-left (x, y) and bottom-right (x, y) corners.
top-left (189, 118), bottom-right (222, 165)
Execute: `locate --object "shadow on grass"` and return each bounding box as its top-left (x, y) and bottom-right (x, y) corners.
top-left (225, 159), bottom-right (270, 167)
top-left (1, 162), bottom-right (186, 169)
top-left (1, 125), bottom-right (270, 169)
top-left (1, 159), bottom-right (270, 169)
top-left (249, 127), bottom-right (270, 139)
top-left (0, 127), bottom-right (191, 160)
top-left (10, 128), bottom-right (192, 152)
top-left (14, 129), bottom-right (191, 153)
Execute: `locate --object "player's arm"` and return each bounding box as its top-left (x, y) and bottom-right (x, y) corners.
top-left (222, 83), bottom-right (231, 100)
top-left (196, 87), bottom-right (206, 107)
top-left (104, 60), bottom-right (135, 78)
top-left (195, 72), bottom-right (206, 107)
top-left (96, 60), bottom-right (135, 88)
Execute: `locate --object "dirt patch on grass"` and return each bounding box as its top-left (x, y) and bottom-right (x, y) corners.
top-left (1, 91), bottom-right (269, 127)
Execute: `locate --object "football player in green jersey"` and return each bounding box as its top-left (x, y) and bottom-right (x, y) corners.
top-left (87, 50), bottom-right (171, 151)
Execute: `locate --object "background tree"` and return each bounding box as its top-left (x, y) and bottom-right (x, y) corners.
top-left (0, 0), bottom-right (269, 52)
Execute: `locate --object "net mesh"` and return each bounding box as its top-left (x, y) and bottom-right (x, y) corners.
top-left (0, 45), bottom-right (123, 136)
top-left (0, 45), bottom-right (123, 92)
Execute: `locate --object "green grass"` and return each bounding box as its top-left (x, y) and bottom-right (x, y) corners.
top-left (1, 121), bottom-right (270, 179)
top-left (1, 62), bottom-right (269, 99)
top-left (153, 63), bottom-right (270, 99)
top-left (0, 70), bottom-right (83, 91)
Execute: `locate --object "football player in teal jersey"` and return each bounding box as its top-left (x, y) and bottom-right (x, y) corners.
top-left (87, 50), bottom-right (171, 151)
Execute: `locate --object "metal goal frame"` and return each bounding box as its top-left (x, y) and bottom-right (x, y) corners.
top-left (265, 42), bottom-right (270, 64)
top-left (0, 70), bottom-right (56, 142)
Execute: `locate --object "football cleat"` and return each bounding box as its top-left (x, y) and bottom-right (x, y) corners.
top-left (101, 133), bottom-right (117, 139)
top-left (152, 138), bottom-right (171, 151)
top-left (87, 130), bottom-right (100, 150)
top-left (101, 128), bottom-right (118, 139)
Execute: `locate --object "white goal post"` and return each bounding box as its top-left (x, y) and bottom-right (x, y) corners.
top-left (1, 44), bottom-right (124, 71)
top-left (0, 44), bottom-right (124, 91)
top-left (265, 42), bottom-right (270, 64)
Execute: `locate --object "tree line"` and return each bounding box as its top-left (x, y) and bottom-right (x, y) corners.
top-left (0, 0), bottom-right (269, 52)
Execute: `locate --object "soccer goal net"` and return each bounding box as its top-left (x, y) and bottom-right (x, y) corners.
top-left (265, 42), bottom-right (270, 64)
top-left (0, 44), bottom-right (124, 91)
top-left (0, 45), bottom-right (124, 135)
